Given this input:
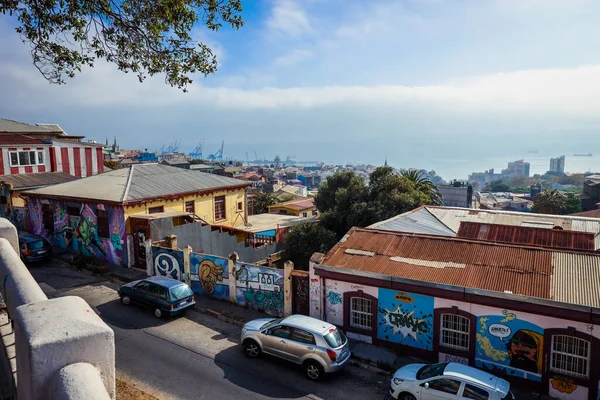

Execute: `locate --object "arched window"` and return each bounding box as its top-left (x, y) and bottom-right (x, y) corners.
top-left (550, 334), bottom-right (591, 379)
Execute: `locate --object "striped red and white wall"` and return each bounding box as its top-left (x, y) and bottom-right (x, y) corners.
top-left (0, 146), bottom-right (51, 175)
top-left (49, 141), bottom-right (104, 177)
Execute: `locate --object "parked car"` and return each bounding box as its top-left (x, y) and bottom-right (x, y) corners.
top-left (18, 232), bottom-right (52, 263)
top-left (118, 276), bottom-right (195, 318)
top-left (389, 362), bottom-right (515, 400)
top-left (240, 314), bottom-right (351, 381)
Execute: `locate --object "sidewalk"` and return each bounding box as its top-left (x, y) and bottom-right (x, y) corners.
top-left (54, 250), bottom-right (147, 283)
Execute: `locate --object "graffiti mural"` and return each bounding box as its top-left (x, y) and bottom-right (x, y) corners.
top-left (152, 247), bottom-right (184, 280)
top-left (27, 198), bottom-right (127, 265)
top-left (377, 288), bottom-right (434, 350)
top-left (475, 310), bottom-right (544, 382)
top-left (190, 253), bottom-right (229, 300)
top-left (235, 263), bottom-right (284, 317)
top-left (326, 291), bottom-right (342, 305)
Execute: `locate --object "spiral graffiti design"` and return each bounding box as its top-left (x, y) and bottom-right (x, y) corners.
top-left (199, 259), bottom-right (224, 295)
top-left (154, 253), bottom-right (181, 280)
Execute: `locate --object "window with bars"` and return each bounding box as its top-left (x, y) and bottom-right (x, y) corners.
top-left (185, 201), bottom-right (195, 213)
top-left (350, 297), bottom-right (373, 330)
top-left (148, 206), bottom-right (164, 214)
top-left (215, 196), bottom-right (226, 220)
top-left (440, 314), bottom-right (470, 351)
top-left (550, 335), bottom-right (590, 378)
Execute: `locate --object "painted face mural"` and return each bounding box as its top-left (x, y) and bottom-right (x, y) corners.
top-left (190, 253), bottom-right (229, 300)
top-left (475, 310), bottom-right (544, 382)
top-left (377, 289), bottom-right (434, 350)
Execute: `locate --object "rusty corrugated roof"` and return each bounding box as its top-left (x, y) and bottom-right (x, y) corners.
top-left (457, 221), bottom-right (595, 251)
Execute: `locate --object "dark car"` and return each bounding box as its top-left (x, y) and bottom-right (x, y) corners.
top-left (18, 232), bottom-right (53, 263)
top-left (118, 276), bottom-right (196, 318)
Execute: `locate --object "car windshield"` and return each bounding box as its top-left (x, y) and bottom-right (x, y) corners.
top-left (170, 284), bottom-right (193, 300)
top-left (27, 240), bottom-right (44, 250)
top-left (261, 318), bottom-right (284, 329)
top-left (324, 328), bottom-right (347, 348)
top-left (416, 363), bottom-right (448, 380)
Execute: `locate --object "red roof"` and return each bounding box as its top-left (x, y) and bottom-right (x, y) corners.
top-left (0, 133), bottom-right (46, 146)
top-left (457, 221), bottom-right (595, 251)
top-left (322, 227), bottom-right (554, 299)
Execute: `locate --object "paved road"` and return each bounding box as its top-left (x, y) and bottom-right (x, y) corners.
top-left (30, 261), bottom-right (389, 400)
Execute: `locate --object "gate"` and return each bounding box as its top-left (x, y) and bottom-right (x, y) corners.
top-left (131, 218), bottom-right (150, 267)
top-left (291, 270), bottom-right (310, 316)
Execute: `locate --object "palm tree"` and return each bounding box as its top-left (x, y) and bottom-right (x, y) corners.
top-left (400, 170), bottom-right (443, 206)
top-left (252, 192), bottom-right (277, 214)
top-left (532, 189), bottom-right (566, 215)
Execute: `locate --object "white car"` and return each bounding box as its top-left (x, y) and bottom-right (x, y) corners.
top-left (389, 362), bottom-right (515, 400)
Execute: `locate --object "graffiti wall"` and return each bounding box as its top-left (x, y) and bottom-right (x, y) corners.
top-left (475, 310), bottom-right (544, 382)
top-left (152, 247), bottom-right (184, 280)
top-left (377, 288), bottom-right (434, 350)
top-left (28, 198), bottom-right (127, 265)
top-left (235, 263), bottom-right (284, 317)
top-left (190, 253), bottom-right (229, 300)
top-left (548, 375), bottom-right (588, 400)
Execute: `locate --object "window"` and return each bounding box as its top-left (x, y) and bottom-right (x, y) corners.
top-left (9, 150), bottom-right (44, 166)
top-left (426, 378), bottom-right (461, 395)
top-left (278, 209), bottom-right (288, 215)
top-left (350, 297), bottom-right (373, 330)
top-left (97, 209), bottom-right (109, 239)
top-left (148, 206), bottom-right (164, 214)
top-left (185, 201), bottom-right (195, 213)
top-left (550, 335), bottom-right (590, 378)
top-left (42, 204), bottom-right (54, 233)
top-left (215, 196), bottom-right (226, 220)
top-left (324, 329), bottom-right (347, 348)
top-left (440, 314), bottom-right (470, 350)
top-left (463, 384), bottom-right (490, 400)
top-left (66, 206), bottom-right (79, 216)
top-left (157, 286), bottom-right (167, 300)
top-left (270, 326), bottom-right (292, 339)
top-left (237, 201), bottom-right (243, 211)
top-left (135, 281), bottom-right (150, 291)
top-left (302, 212), bottom-right (308, 217)
top-left (146, 283), bottom-right (159, 296)
top-left (291, 329), bottom-right (316, 345)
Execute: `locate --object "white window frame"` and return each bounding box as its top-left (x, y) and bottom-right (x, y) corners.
top-left (440, 313), bottom-right (470, 351)
top-left (350, 297), bottom-right (373, 330)
top-left (9, 150), bottom-right (44, 167)
top-left (550, 334), bottom-right (590, 379)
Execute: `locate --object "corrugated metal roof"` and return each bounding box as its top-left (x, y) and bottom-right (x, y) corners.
top-left (269, 198), bottom-right (315, 211)
top-left (552, 252), bottom-right (600, 308)
top-left (0, 119), bottom-right (62, 133)
top-left (457, 222), bottom-right (595, 251)
top-left (23, 164), bottom-right (251, 203)
top-left (0, 172), bottom-right (78, 190)
top-left (0, 133), bottom-right (47, 146)
top-left (369, 207), bottom-right (457, 237)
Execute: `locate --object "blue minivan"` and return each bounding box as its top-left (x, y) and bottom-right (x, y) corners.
top-left (118, 276), bottom-right (195, 318)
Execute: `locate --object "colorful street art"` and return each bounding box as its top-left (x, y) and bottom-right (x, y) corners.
top-left (326, 291), bottom-right (342, 305)
top-left (377, 288), bottom-right (434, 350)
top-left (475, 310), bottom-right (544, 382)
top-left (235, 263), bottom-right (284, 317)
top-left (190, 253), bottom-right (229, 300)
top-left (27, 198), bottom-right (127, 265)
top-left (153, 247), bottom-right (184, 280)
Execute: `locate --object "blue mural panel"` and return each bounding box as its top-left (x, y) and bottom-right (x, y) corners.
top-left (190, 253), bottom-right (229, 300)
top-left (377, 288), bottom-right (434, 350)
top-left (235, 263), bottom-right (284, 317)
top-left (475, 310), bottom-right (544, 382)
top-left (152, 247), bottom-right (184, 281)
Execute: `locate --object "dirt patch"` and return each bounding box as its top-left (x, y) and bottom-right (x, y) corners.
top-left (116, 378), bottom-right (160, 400)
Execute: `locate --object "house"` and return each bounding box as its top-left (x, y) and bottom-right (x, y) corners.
top-left (22, 164), bottom-right (251, 267)
top-left (268, 198), bottom-right (317, 217)
top-left (310, 227), bottom-right (600, 399)
top-left (161, 156), bottom-right (190, 169)
top-left (437, 183), bottom-right (473, 208)
top-left (581, 175), bottom-right (600, 211)
top-left (298, 173), bottom-right (321, 190)
top-left (0, 119), bottom-right (104, 177)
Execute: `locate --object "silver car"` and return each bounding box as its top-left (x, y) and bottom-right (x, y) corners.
top-left (241, 314), bottom-right (351, 381)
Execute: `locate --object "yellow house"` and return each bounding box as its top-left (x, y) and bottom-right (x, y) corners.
top-left (268, 198), bottom-right (317, 217)
top-left (22, 164), bottom-right (250, 267)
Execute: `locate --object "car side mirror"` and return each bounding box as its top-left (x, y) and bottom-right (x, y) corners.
top-left (424, 383), bottom-right (429, 390)
top-left (264, 329), bottom-right (271, 335)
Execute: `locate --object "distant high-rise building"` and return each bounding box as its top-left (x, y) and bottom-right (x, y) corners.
top-left (502, 160), bottom-right (530, 177)
top-left (549, 155), bottom-right (566, 174)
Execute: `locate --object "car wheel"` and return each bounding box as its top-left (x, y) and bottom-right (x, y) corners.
top-left (121, 296), bottom-right (131, 305)
top-left (154, 308), bottom-right (163, 318)
top-left (243, 340), bottom-right (261, 358)
top-left (304, 360), bottom-right (324, 381)
top-left (398, 393), bottom-right (416, 400)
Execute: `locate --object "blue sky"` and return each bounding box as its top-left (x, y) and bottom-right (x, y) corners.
top-left (2, 0), bottom-right (600, 179)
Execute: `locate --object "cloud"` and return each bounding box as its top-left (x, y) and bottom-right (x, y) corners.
top-left (273, 49), bottom-right (314, 66)
top-left (266, 0), bottom-right (313, 37)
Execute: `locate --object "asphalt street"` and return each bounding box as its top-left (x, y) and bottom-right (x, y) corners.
top-left (29, 261), bottom-right (390, 400)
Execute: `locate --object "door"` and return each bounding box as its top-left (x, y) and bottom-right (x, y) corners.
top-left (131, 219), bottom-right (150, 267)
top-left (420, 378), bottom-right (462, 400)
top-left (286, 328), bottom-right (316, 363)
top-left (292, 272), bottom-right (309, 316)
top-left (260, 325), bottom-right (293, 359)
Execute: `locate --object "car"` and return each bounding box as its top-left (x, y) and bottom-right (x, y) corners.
top-left (18, 232), bottom-right (53, 263)
top-left (240, 314), bottom-right (351, 381)
top-left (389, 362), bottom-right (515, 400)
top-left (118, 276), bottom-right (196, 318)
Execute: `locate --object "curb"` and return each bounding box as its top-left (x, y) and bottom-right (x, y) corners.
top-left (348, 358), bottom-right (391, 376)
top-left (196, 306), bottom-right (246, 327)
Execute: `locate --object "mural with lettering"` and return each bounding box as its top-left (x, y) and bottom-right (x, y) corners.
top-left (475, 310), bottom-right (544, 382)
top-left (190, 253), bottom-right (229, 300)
top-left (152, 247), bottom-right (184, 280)
top-left (28, 198), bottom-right (127, 265)
top-left (377, 288), bottom-right (434, 350)
top-left (235, 263), bottom-right (284, 317)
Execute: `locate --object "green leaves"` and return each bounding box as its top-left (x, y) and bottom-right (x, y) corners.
top-left (284, 222), bottom-right (337, 269)
top-left (2, 0), bottom-right (244, 90)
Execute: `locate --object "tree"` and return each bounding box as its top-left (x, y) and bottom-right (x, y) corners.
top-left (103, 160), bottom-right (120, 170)
top-left (399, 170), bottom-right (443, 205)
top-left (562, 193), bottom-right (582, 215)
top-left (1, 0), bottom-right (243, 91)
top-left (284, 223), bottom-right (337, 269)
top-left (486, 180), bottom-right (510, 192)
top-left (532, 189), bottom-right (566, 215)
top-left (252, 192), bottom-right (277, 214)
top-left (278, 193), bottom-right (297, 203)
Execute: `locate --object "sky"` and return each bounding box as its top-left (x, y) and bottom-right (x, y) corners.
top-left (2, 0), bottom-right (600, 180)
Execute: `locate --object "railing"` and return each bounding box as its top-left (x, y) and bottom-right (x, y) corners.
top-left (0, 219), bottom-right (114, 400)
